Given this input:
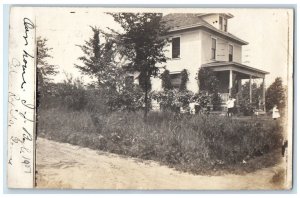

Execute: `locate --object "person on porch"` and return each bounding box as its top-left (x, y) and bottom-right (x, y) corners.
top-left (226, 96), bottom-right (236, 117)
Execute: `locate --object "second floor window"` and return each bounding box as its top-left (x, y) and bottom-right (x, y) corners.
top-left (229, 45), bottom-right (233, 62)
top-left (211, 38), bottom-right (216, 60)
top-left (172, 37), bottom-right (180, 59)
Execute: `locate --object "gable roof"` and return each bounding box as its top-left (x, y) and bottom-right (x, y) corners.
top-left (163, 13), bottom-right (248, 45)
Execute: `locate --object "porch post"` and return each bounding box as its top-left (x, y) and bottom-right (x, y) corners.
top-left (237, 78), bottom-right (242, 103)
top-left (249, 75), bottom-right (252, 103)
top-left (229, 69), bottom-right (233, 96)
top-left (262, 77), bottom-right (266, 112)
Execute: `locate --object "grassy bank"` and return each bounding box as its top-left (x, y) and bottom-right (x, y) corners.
top-left (38, 108), bottom-right (283, 175)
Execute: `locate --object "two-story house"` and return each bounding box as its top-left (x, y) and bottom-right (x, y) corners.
top-left (150, 13), bottom-right (269, 111)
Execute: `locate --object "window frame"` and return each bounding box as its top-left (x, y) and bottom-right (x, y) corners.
top-left (169, 72), bottom-right (182, 89)
top-left (224, 18), bottom-right (228, 32)
top-left (219, 16), bottom-right (223, 30)
top-left (229, 44), bottom-right (233, 62)
top-left (211, 37), bottom-right (217, 60)
top-left (171, 37), bottom-right (181, 59)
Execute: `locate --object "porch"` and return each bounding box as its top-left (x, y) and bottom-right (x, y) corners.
top-left (202, 61), bottom-right (269, 112)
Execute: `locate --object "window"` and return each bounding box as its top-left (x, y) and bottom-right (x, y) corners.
top-left (211, 38), bottom-right (216, 60)
top-left (224, 18), bottom-right (228, 32)
top-left (170, 73), bottom-right (181, 89)
top-left (229, 44), bottom-right (233, 62)
top-left (172, 37), bottom-right (180, 59)
top-left (219, 16), bottom-right (223, 30)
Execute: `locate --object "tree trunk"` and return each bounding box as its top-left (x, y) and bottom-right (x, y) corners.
top-left (144, 71), bottom-right (149, 122)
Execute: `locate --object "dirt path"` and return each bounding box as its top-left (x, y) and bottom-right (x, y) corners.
top-left (36, 138), bottom-right (286, 190)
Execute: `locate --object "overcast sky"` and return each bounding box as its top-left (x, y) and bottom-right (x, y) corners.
top-left (36, 7), bottom-right (293, 86)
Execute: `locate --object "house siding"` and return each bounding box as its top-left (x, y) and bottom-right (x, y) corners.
top-left (152, 27), bottom-right (243, 93)
top-left (154, 30), bottom-right (202, 92)
top-left (201, 30), bottom-right (242, 64)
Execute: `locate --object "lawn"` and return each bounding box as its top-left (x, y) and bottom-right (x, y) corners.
top-left (37, 108), bottom-right (284, 175)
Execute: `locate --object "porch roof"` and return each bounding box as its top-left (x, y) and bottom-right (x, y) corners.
top-left (202, 61), bottom-right (269, 78)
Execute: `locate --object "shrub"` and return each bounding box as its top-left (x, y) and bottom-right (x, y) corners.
top-left (152, 89), bottom-right (193, 112)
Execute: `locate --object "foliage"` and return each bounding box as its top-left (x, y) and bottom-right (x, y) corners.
top-left (75, 26), bottom-right (118, 88)
top-left (36, 37), bottom-right (59, 108)
top-left (190, 91), bottom-right (211, 109)
top-left (240, 81), bottom-right (263, 109)
top-left (152, 89), bottom-right (193, 112)
top-left (180, 69), bottom-right (189, 91)
top-left (161, 70), bottom-right (172, 90)
top-left (106, 13), bottom-right (170, 118)
top-left (266, 77), bottom-right (286, 111)
top-left (37, 37), bottom-right (59, 85)
top-left (39, 109), bottom-right (283, 175)
top-left (197, 67), bottom-right (219, 93)
top-left (239, 99), bottom-right (255, 116)
top-left (104, 84), bottom-right (145, 112)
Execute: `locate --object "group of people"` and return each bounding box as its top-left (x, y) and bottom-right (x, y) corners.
top-left (226, 96), bottom-right (280, 119)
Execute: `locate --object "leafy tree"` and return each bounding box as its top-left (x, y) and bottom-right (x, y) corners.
top-left (197, 67), bottom-right (221, 109)
top-left (107, 13), bottom-right (170, 120)
top-left (197, 67), bottom-right (219, 93)
top-left (37, 37), bottom-right (58, 107)
top-left (266, 77), bottom-right (286, 111)
top-left (240, 81), bottom-right (263, 108)
top-left (76, 26), bottom-right (145, 111)
top-left (75, 26), bottom-right (118, 88)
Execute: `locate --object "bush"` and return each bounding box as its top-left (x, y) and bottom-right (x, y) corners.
top-left (239, 99), bottom-right (256, 116)
top-left (152, 89), bottom-right (193, 112)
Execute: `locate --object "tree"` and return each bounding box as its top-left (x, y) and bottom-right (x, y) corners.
top-left (266, 77), bottom-right (286, 111)
top-left (106, 13), bottom-right (170, 120)
top-left (75, 26), bottom-right (118, 88)
top-left (197, 67), bottom-right (219, 93)
top-left (36, 37), bottom-right (58, 105)
top-left (240, 81), bottom-right (263, 108)
top-left (76, 26), bottom-right (145, 111)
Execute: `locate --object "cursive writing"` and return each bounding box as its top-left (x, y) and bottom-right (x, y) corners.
top-left (23, 18), bottom-right (34, 46)
top-left (21, 50), bottom-right (34, 89)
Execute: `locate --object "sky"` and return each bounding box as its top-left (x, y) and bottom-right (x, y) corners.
top-left (35, 7), bottom-right (293, 87)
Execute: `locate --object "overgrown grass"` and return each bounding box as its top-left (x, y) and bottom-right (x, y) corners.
top-left (38, 108), bottom-right (283, 175)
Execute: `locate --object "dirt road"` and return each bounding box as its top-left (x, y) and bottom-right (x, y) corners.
top-left (36, 138), bottom-right (286, 190)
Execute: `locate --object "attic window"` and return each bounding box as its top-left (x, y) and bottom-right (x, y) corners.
top-left (172, 37), bottom-right (180, 59)
top-left (219, 16), bottom-right (223, 30)
top-left (219, 16), bottom-right (228, 32)
top-left (224, 18), bottom-right (228, 32)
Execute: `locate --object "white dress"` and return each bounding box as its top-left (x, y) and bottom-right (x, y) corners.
top-left (272, 107), bottom-right (280, 119)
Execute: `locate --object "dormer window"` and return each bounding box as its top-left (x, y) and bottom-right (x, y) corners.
top-left (224, 18), bottom-right (228, 32)
top-left (219, 16), bottom-right (223, 30)
top-left (219, 16), bottom-right (228, 32)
